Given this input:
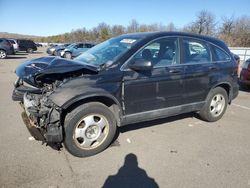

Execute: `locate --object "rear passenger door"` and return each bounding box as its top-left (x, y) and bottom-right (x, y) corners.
top-left (181, 38), bottom-right (215, 104)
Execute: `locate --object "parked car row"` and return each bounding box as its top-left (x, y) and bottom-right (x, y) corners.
top-left (0, 38), bottom-right (38, 59)
top-left (46, 42), bottom-right (95, 59)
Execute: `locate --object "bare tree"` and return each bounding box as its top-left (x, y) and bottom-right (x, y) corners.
top-left (127, 19), bottom-right (140, 33)
top-left (183, 10), bottom-right (216, 35)
top-left (165, 22), bottom-right (176, 31)
top-left (111, 25), bottom-right (125, 36)
top-left (220, 16), bottom-right (235, 35)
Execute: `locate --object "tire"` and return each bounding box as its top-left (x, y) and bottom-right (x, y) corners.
top-left (63, 102), bottom-right (117, 157)
top-left (199, 87), bottom-right (228, 122)
top-left (27, 48), bottom-right (33, 53)
top-left (64, 52), bottom-right (72, 59)
top-left (0, 50), bottom-right (7, 59)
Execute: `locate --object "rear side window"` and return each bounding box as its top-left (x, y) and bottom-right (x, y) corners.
top-left (77, 44), bottom-right (84, 48)
top-left (85, 44), bottom-right (93, 48)
top-left (213, 46), bottom-right (231, 61)
top-left (0, 39), bottom-right (3, 43)
top-left (183, 38), bottom-right (211, 64)
top-left (9, 40), bottom-right (15, 44)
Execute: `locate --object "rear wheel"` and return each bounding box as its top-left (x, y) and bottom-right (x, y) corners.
top-left (199, 87), bottom-right (228, 122)
top-left (27, 48), bottom-right (33, 53)
top-left (64, 52), bottom-right (72, 59)
top-left (0, 50), bottom-right (7, 59)
top-left (63, 102), bottom-right (117, 157)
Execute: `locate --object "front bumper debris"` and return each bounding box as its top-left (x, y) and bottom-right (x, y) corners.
top-left (21, 111), bottom-right (45, 142)
top-left (21, 92), bottom-right (63, 143)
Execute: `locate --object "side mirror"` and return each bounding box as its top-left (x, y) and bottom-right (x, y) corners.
top-left (128, 59), bottom-right (152, 71)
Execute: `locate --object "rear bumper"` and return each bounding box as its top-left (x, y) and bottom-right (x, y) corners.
top-left (239, 80), bottom-right (250, 85)
top-left (231, 82), bottom-right (239, 100)
top-left (239, 77), bottom-right (250, 86)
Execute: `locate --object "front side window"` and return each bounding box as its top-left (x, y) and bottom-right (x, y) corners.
top-left (183, 39), bottom-right (211, 64)
top-left (131, 37), bottom-right (179, 68)
top-left (77, 44), bottom-right (84, 48)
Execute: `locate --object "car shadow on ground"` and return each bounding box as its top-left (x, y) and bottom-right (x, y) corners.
top-left (239, 84), bottom-right (250, 93)
top-left (102, 153), bottom-right (159, 188)
top-left (6, 56), bottom-right (27, 59)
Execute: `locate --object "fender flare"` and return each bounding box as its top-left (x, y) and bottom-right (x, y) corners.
top-left (60, 92), bottom-right (122, 111)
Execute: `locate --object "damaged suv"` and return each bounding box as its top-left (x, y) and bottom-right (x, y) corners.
top-left (12, 32), bottom-right (239, 157)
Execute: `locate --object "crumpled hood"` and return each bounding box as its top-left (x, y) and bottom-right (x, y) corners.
top-left (15, 56), bottom-right (99, 86)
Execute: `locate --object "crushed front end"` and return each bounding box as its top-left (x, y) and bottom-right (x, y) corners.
top-left (12, 56), bottom-right (99, 149)
top-left (13, 79), bottom-right (63, 146)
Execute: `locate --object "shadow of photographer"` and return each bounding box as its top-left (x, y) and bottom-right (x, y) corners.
top-left (102, 153), bottom-right (159, 188)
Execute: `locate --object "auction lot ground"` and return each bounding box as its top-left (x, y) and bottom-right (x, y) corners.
top-left (0, 47), bottom-right (250, 188)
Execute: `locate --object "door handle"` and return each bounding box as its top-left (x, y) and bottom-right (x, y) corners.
top-left (209, 66), bottom-right (218, 70)
top-left (169, 69), bottom-right (180, 73)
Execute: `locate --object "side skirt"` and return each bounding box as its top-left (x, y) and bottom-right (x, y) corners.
top-left (120, 102), bottom-right (205, 126)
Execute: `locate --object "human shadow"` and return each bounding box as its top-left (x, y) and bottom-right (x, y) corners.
top-left (102, 153), bottom-right (159, 188)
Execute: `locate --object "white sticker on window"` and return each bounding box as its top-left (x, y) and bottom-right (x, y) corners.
top-left (120, 39), bottom-right (136, 44)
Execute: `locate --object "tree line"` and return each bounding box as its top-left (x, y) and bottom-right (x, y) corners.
top-left (37, 10), bottom-right (250, 47)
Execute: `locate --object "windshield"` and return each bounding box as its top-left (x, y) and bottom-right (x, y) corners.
top-left (74, 36), bottom-right (141, 66)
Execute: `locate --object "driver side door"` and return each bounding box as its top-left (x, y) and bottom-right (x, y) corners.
top-left (122, 37), bottom-right (184, 115)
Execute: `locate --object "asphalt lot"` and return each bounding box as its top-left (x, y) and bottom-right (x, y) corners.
top-left (0, 47), bottom-right (250, 188)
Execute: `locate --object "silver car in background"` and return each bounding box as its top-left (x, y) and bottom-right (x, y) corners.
top-left (60, 42), bottom-right (95, 59)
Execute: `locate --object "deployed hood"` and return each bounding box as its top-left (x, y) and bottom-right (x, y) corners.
top-left (15, 56), bottom-right (99, 86)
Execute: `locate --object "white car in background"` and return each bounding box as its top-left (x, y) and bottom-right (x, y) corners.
top-left (8, 39), bottom-right (19, 53)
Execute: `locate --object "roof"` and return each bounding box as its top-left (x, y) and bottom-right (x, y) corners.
top-left (121, 31), bottom-right (225, 46)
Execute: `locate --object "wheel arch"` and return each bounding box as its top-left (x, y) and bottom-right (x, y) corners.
top-left (210, 82), bottom-right (232, 103)
top-left (61, 94), bottom-right (122, 127)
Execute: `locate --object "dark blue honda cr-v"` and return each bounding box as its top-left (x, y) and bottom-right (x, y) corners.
top-left (12, 32), bottom-right (239, 157)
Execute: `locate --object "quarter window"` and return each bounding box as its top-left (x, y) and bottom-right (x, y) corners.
top-left (183, 39), bottom-right (211, 64)
top-left (213, 46), bottom-right (231, 61)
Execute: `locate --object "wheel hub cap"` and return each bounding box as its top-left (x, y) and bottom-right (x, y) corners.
top-left (73, 114), bottom-right (109, 149)
top-left (210, 94), bottom-right (225, 117)
top-left (85, 125), bottom-right (100, 139)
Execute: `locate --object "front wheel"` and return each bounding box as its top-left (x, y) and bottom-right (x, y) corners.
top-left (64, 52), bottom-right (72, 59)
top-left (0, 50), bottom-right (7, 59)
top-left (63, 102), bottom-right (117, 157)
top-left (199, 87), bottom-right (228, 122)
